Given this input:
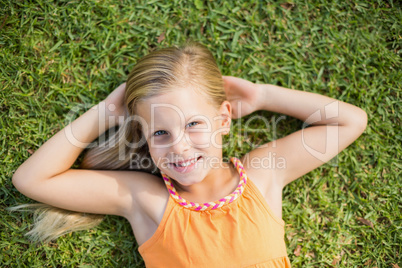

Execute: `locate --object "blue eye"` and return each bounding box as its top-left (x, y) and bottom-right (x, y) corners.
top-left (154, 130), bottom-right (167, 136)
top-left (153, 122), bottom-right (199, 137)
top-left (187, 122), bottom-right (199, 128)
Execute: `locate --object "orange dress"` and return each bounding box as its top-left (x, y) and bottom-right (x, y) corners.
top-left (138, 157), bottom-right (291, 268)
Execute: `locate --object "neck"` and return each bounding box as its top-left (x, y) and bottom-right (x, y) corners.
top-left (172, 159), bottom-right (239, 203)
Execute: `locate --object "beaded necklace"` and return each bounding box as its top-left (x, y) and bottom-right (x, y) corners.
top-left (161, 157), bottom-right (247, 211)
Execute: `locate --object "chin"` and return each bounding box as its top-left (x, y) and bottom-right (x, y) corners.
top-left (172, 175), bottom-right (204, 187)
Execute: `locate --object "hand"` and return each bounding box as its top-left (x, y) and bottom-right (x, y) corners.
top-left (103, 83), bottom-right (127, 120)
top-left (222, 76), bottom-right (262, 119)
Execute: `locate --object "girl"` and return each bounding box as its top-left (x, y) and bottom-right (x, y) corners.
top-left (12, 42), bottom-right (367, 267)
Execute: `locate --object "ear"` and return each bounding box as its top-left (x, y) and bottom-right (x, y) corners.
top-left (218, 101), bottom-right (232, 135)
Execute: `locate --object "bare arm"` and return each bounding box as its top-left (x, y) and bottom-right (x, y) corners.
top-left (256, 83), bottom-right (367, 185)
top-left (223, 76), bottom-right (367, 188)
top-left (14, 101), bottom-right (114, 182)
top-left (12, 84), bottom-right (149, 217)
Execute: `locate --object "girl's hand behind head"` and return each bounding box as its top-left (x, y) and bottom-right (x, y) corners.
top-left (103, 83), bottom-right (127, 124)
top-left (222, 76), bottom-right (262, 119)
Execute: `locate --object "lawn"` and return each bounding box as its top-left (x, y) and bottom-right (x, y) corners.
top-left (1, 0), bottom-right (401, 267)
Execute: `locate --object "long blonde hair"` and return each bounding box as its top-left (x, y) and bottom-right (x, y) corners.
top-left (12, 42), bottom-right (226, 243)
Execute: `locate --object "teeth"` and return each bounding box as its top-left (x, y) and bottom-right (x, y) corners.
top-left (176, 158), bottom-right (198, 167)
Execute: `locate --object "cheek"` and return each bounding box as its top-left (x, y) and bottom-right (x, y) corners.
top-left (147, 141), bottom-right (166, 161)
top-left (148, 147), bottom-right (170, 170)
top-left (148, 146), bottom-right (165, 158)
top-left (188, 132), bottom-right (211, 147)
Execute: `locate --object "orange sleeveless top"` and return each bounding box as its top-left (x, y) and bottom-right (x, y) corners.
top-left (138, 157), bottom-right (291, 268)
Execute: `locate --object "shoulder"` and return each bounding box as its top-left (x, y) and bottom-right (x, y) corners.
top-left (123, 171), bottom-right (166, 195)
top-left (239, 152), bottom-right (283, 196)
top-left (122, 171), bottom-right (168, 209)
top-left (121, 170), bottom-right (169, 221)
top-left (239, 153), bottom-right (284, 219)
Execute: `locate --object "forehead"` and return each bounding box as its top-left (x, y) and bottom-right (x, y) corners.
top-left (136, 88), bottom-right (218, 126)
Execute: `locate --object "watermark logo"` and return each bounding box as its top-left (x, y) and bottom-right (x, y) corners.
top-left (128, 152), bottom-right (287, 171)
top-left (63, 100), bottom-right (340, 168)
top-left (301, 101), bottom-right (339, 166)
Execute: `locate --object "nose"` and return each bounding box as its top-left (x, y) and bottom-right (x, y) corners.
top-left (170, 131), bottom-right (191, 155)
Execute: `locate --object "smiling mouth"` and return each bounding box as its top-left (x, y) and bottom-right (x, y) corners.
top-left (172, 156), bottom-right (203, 167)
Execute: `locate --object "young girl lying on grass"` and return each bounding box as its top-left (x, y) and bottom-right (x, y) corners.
top-left (12, 42), bottom-right (367, 267)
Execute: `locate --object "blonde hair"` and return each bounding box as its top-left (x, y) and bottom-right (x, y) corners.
top-left (13, 42), bottom-right (226, 243)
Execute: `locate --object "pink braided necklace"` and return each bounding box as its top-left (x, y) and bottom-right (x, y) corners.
top-left (161, 157), bottom-right (247, 211)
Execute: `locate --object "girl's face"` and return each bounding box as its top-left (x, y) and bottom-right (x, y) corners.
top-left (136, 87), bottom-right (231, 186)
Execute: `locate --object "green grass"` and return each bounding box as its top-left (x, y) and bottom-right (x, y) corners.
top-left (1, 0), bottom-right (401, 267)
